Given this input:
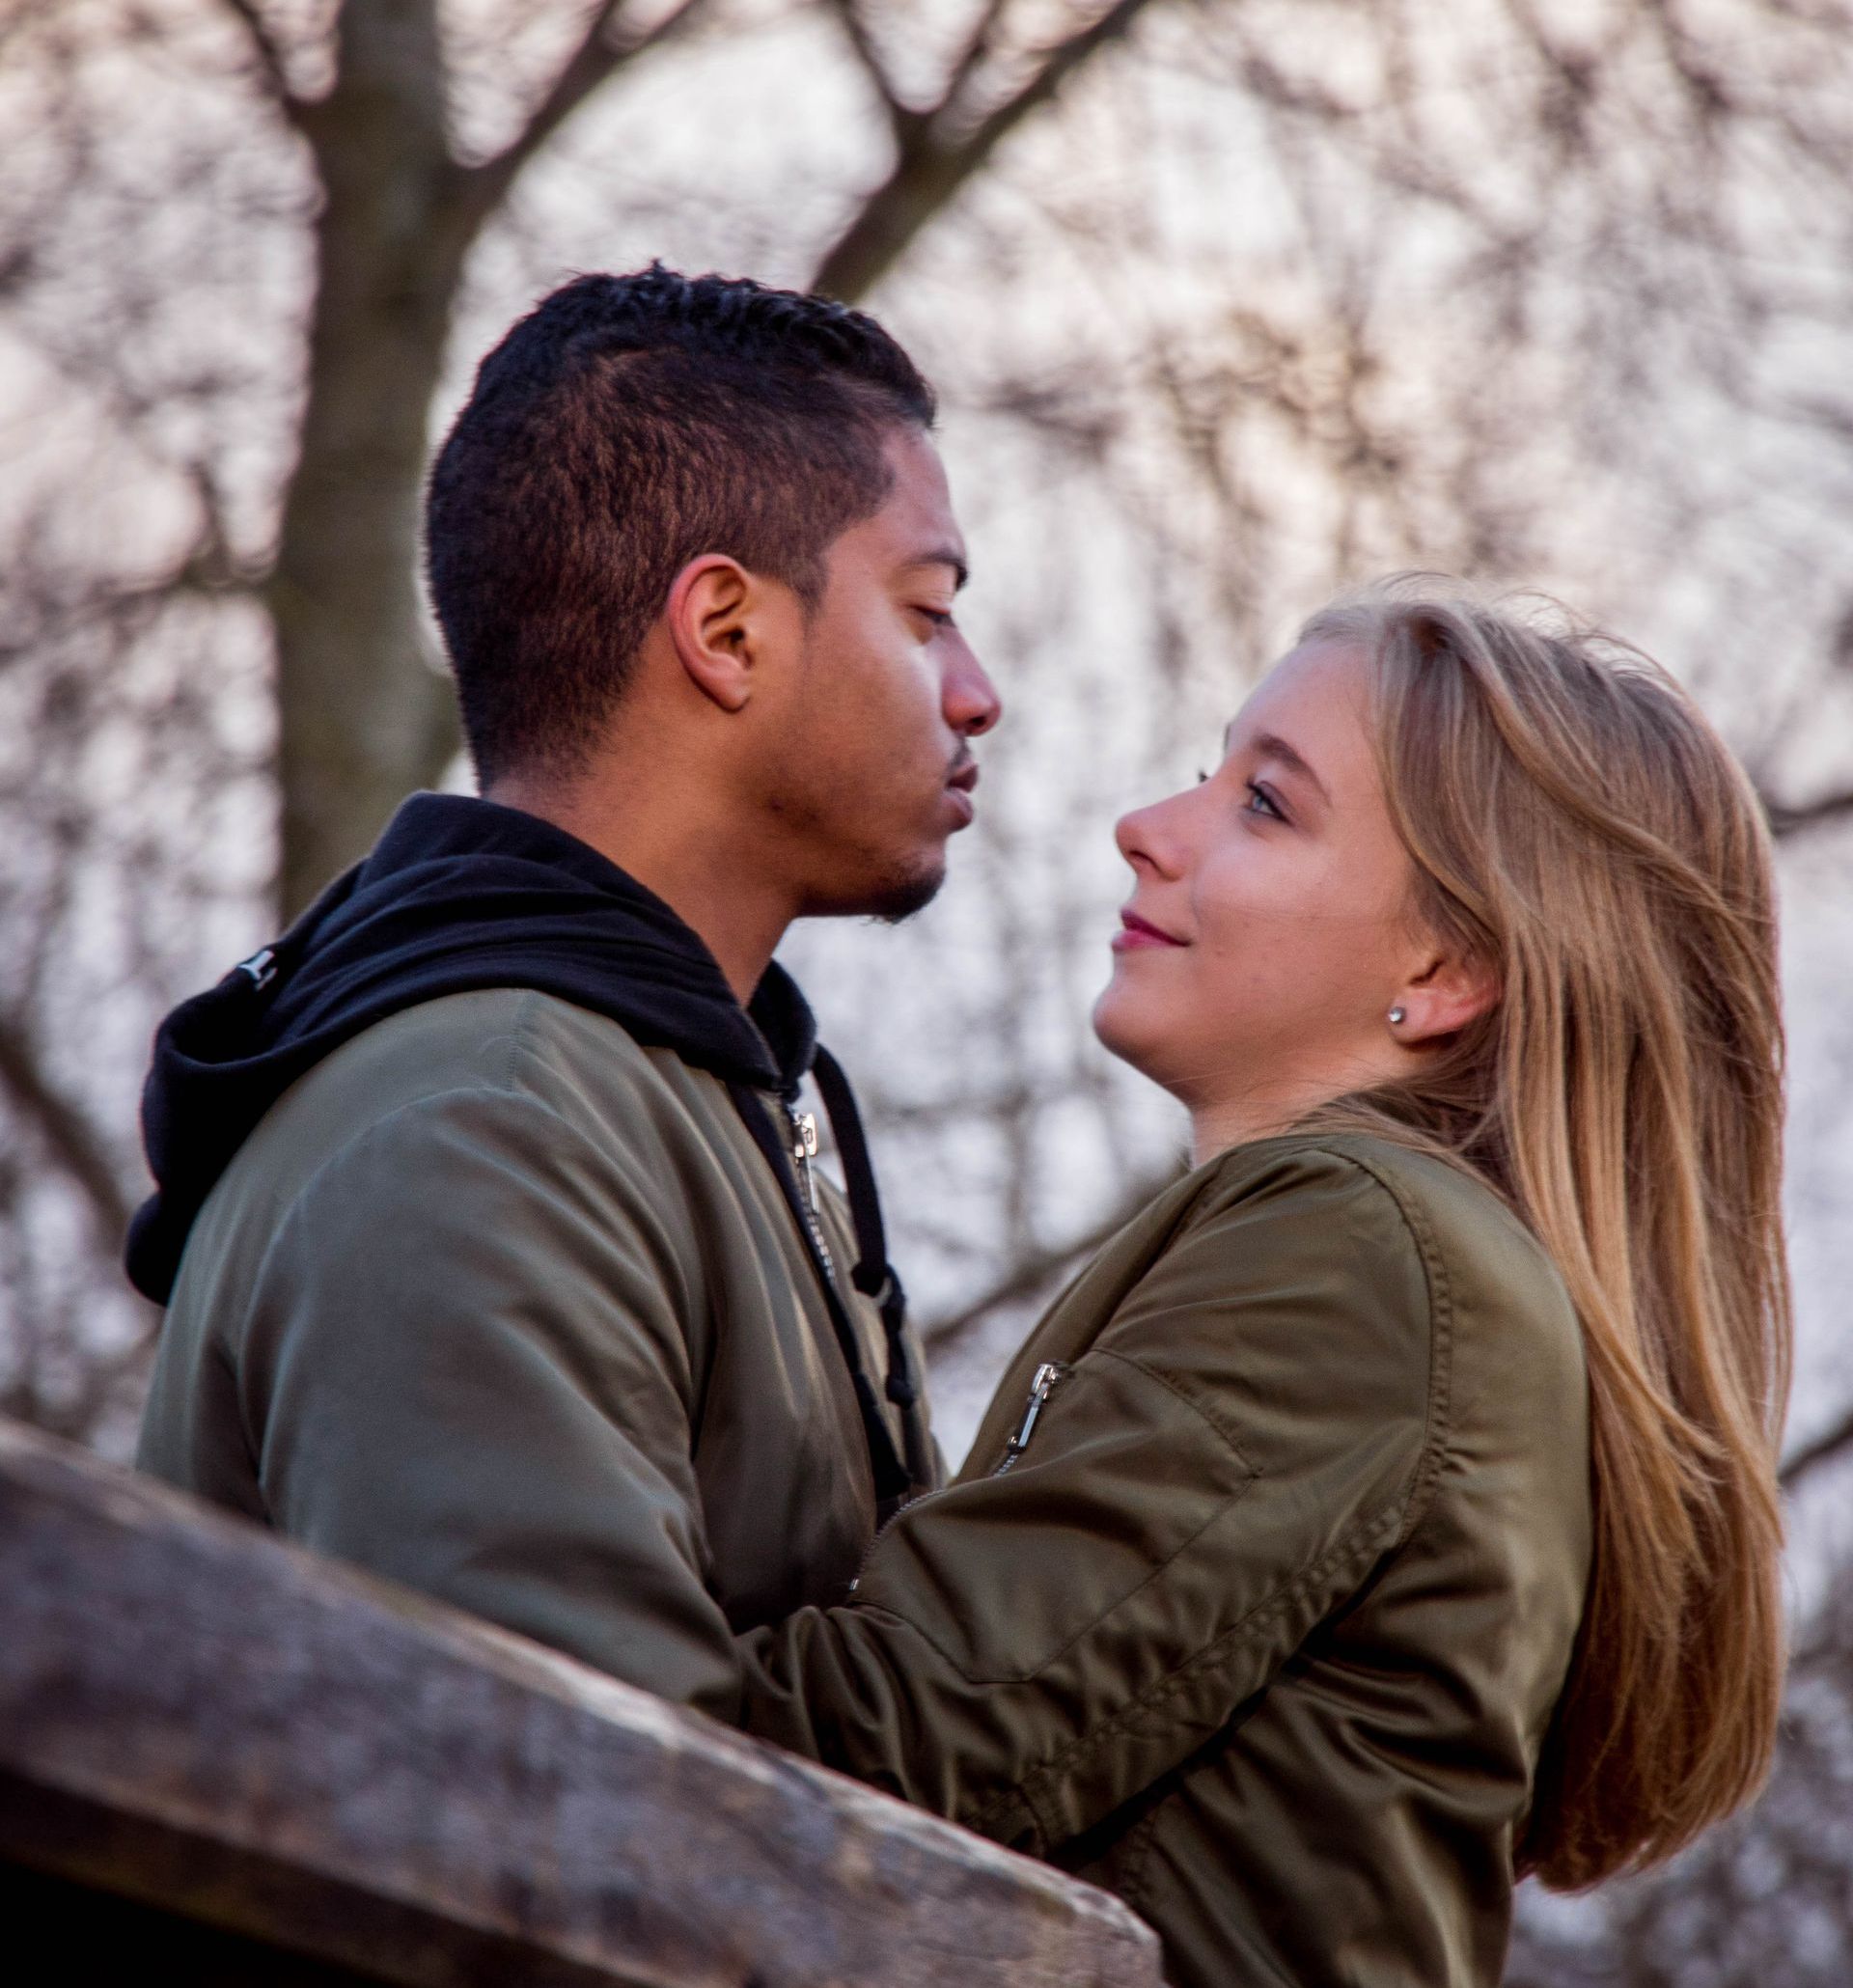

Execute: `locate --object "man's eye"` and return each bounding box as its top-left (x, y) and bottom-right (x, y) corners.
top-left (917, 607), bottom-right (954, 627)
top-left (1245, 781), bottom-right (1286, 821)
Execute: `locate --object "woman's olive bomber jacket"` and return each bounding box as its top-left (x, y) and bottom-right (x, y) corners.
top-left (739, 1133), bottom-right (1592, 1988)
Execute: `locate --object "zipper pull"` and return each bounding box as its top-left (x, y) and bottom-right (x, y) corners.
top-left (996, 1361), bottom-right (1070, 1475)
top-left (787, 1107), bottom-right (820, 1206)
top-left (781, 1101), bottom-right (838, 1279)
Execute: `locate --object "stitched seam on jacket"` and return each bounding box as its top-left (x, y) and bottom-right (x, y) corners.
top-left (1091, 1345), bottom-right (1258, 1469)
top-left (1113, 1807), bottom-right (1166, 1918)
top-left (1019, 1433), bottom-right (1259, 1682)
top-left (977, 1146), bottom-right (1441, 1832)
top-left (986, 1493), bottom-right (1407, 1841)
top-left (875, 1459), bottom-right (1264, 1691)
top-left (1316, 1144), bottom-right (1455, 1548)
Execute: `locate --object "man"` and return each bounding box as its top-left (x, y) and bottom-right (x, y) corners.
top-left (131, 264), bottom-right (1000, 1719)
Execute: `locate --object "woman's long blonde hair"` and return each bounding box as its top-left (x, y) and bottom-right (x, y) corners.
top-left (1297, 579), bottom-right (1790, 1890)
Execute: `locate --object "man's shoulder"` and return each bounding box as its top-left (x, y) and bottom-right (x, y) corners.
top-left (280, 987), bottom-right (707, 1131)
top-left (194, 991), bottom-right (731, 1256)
top-left (311, 984), bottom-right (653, 1090)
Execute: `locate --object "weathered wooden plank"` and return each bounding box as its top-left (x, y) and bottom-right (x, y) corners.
top-left (0, 1418), bottom-right (1162, 1987)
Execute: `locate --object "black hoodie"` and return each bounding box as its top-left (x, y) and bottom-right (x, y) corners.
top-left (127, 794), bottom-right (916, 1495)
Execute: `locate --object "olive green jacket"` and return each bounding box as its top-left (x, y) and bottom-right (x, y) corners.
top-left (740, 1134), bottom-right (1592, 1988)
top-left (137, 988), bottom-right (937, 1718)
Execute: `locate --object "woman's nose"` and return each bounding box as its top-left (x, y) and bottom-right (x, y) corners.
top-left (1115, 791), bottom-right (1190, 877)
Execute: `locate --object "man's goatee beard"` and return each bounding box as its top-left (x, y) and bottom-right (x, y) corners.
top-left (868, 860), bottom-right (946, 926)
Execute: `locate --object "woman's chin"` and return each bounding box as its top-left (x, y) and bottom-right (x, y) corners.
top-left (1092, 980), bottom-right (1158, 1077)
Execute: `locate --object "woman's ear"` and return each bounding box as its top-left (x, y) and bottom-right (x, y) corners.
top-left (663, 555), bottom-right (761, 712)
top-left (1392, 949), bottom-right (1500, 1046)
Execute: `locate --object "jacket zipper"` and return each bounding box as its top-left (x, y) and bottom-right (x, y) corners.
top-left (847, 1357), bottom-right (1069, 1590)
top-left (784, 1102), bottom-right (839, 1282)
top-left (994, 1361), bottom-right (1071, 1475)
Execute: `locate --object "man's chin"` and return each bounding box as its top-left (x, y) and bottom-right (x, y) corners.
top-left (866, 859), bottom-right (947, 925)
top-left (807, 850), bottom-right (948, 925)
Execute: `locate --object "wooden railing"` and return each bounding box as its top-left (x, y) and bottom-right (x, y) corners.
top-left (0, 1418), bottom-right (1163, 1986)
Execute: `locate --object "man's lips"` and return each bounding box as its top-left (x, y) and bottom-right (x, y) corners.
top-left (943, 759), bottom-right (979, 826)
top-left (1112, 908), bottom-right (1187, 952)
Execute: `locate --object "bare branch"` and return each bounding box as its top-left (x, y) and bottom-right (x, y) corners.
top-left (1763, 787), bottom-right (1853, 838)
top-left (213, 0), bottom-right (297, 107)
top-left (0, 1016), bottom-right (133, 1245)
top-left (919, 1165), bottom-right (1180, 1358)
top-left (812, 0), bottom-right (1163, 301)
top-left (1781, 1406), bottom-right (1853, 1493)
top-left (456, 0), bottom-right (716, 231)
top-left (946, 0), bottom-right (1013, 100)
top-left (822, 0), bottom-right (905, 123)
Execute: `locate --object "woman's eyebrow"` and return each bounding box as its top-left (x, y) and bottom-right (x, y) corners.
top-left (1243, 728), bottom-right (1332, 804)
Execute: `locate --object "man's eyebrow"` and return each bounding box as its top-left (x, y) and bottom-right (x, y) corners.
top-left (1229, 725), bottom-right (1332, 804)
top-left (904, 547), bottom-right (969, 592)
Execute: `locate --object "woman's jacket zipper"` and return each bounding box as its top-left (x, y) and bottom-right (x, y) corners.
top-left (995, 1362), bottom-right (1071, 1474)
top-left (850, 1359), bottom-right (1074, 1587)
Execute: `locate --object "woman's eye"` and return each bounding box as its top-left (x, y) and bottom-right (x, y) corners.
top-left (1245, 781), bottom-right (1286, 821)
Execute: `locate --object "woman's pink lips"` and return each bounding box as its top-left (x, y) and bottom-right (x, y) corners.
top-left (1112, 909), bottom-right (1186, 951)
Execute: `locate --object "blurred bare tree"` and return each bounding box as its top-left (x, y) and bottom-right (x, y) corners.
top-left (1506, 1431), bottom-right (1853, 1988)
top-left (3, 2), bottom-right (1853, 1975)
top-left (0, 0), bottom-right (1171, 1434)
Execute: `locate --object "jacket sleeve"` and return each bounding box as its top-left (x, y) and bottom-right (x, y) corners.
top-left (236, 1080), bottom-right (743, 1721)
top-left (737, 1148), bottom-right (1440, 1851)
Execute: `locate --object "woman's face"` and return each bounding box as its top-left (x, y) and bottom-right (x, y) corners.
top-left (1093, 639), bottom-right (1430, 1141)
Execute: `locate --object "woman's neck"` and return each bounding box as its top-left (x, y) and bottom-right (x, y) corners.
top-left (1187, 1097), bottom-right (1300, 1169)
top-left (1186, 1048), bottom-right (1408, 1166)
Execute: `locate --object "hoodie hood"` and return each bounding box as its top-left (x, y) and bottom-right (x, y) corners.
top-left (126, 792), bottom-right (817, 1302)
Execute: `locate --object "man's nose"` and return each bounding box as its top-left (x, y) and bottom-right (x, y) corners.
top-left (944, 644), bottom-right (1002, 738)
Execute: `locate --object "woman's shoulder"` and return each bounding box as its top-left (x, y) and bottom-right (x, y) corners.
top-left (1189, 1130), bottom-right (1586, 1418)
top-left (1194, 1130), bottom-right (1555, 1281)
top-left (1109, 1135), bottom-right (1447, 1374)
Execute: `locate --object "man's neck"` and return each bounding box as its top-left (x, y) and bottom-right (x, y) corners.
top-left (484, 774), bottom-right (793, 1007)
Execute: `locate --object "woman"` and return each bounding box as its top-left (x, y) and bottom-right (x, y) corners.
top-left (738, 581), bottom-right (1790, 1988)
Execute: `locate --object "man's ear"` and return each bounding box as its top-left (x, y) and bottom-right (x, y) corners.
top-left (663, 555), bottom-right (764, 713)
top-left (1394, 948), bottom-right (1500, 1046)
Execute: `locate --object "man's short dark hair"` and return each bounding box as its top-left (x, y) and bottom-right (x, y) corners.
top-left (425, 263), bottom-right (937, 784)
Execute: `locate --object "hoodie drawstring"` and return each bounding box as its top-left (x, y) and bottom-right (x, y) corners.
top-left (808, 1044), bottom-right (915, 1412)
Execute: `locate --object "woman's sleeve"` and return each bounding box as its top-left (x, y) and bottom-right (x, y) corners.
top-left (735, 1147), bottom-right (1443, 1853)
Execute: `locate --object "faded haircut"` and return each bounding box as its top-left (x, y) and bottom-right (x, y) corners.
top-left (425, 262), bottom-right (937, 784)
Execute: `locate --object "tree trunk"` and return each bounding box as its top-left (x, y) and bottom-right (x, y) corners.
top-left (270, 0), bottom-right (473, 917)
top-left (266, 0), bottom-right (1157, 916)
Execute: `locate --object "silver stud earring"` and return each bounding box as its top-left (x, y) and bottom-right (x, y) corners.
top-left (1388, 1007), bottom-right (1406, 1026)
